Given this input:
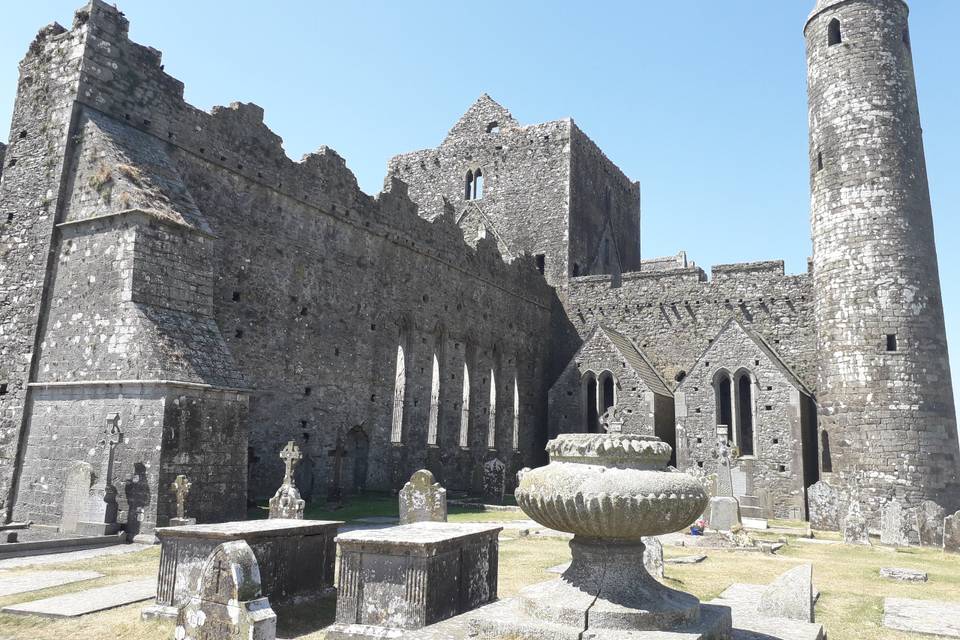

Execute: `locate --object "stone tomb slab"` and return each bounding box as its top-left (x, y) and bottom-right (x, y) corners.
top-left (884, 597), bottom-right (960, 638)
top-left (143, 518), bottom-right (341, 619)
top-left (0, 570), bottom-right (102, 597)
top-left (326, 522), bottom-right (501, 639)
top-left (2, 578), bottom-right (156, 618)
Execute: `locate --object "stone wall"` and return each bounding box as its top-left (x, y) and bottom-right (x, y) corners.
top-left (674, 320), bottom-right (814, 518)
top-left (0, 0), bottom-right (556, 529)
top-left (0, 20), bottom-right (86, 516)
top-left (565, 261), bottom-right (815, 390)
top-left (388, 97), bottom-right (641, 290)
top-left (807, 0), bottom-right (960, 519)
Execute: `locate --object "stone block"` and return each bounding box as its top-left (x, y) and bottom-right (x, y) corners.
top-left (758, 564), bottom-right (814, 623)
top-left (884, 597), bottom-right (960, 638)
top-left (175, 540), bottom-right (276, 640)
top-left (880, 567), bottom-right (928, 583)
top-left (881, 499), bottom-right (909, 547)
top-left (806, 481), bottom-right (842, 532)
top-left (842, 501), bottom-right (870, 546)
top-left (945, 510), bottom-right (960, 553)
top-left (398, 469), bottom-right (446, 525)
top-left (916, 500), bottom-right (945, 547)
top-left (642, 536), bottom-right (664, 580)
top-left (706, 496), bottom-right (741, 532)
top-left (326, 522), bottom-right (501, 638)
top-left (143, 519), bottom-right (340, 619)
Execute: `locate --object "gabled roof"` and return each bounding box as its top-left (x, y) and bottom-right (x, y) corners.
top-left (582, 325), bottom-right (673, 397)
top-left (679, 318), bottom-right (812, 397)
top-left (443, 94), bottom-right (520, 144)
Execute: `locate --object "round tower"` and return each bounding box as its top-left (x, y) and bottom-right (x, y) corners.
top-left (806, 0), bottom-right (960, 521)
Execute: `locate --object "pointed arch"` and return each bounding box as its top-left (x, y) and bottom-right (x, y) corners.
top-left (465, 169), bottom-right (474, 200)
top-left (459, 361), bottom-right (471, 448)
top-left (474, 168), bottom-right (484, 199)
top-left (713, 369), bottom-right (734, 435)
top-left (427, 353), bottom-right (441, 445)
top-left (390, 344), bottom-right (405, 443)
top-left (512, 375), bottom-right (520, 450)
top-left (734, 369), bottom-right (756, 456)
top-left (487, 367), bottom-right (497, 449)
top-left (582, 371), bottom-right (599, 433)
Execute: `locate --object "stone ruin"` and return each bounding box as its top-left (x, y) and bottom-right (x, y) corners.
top-left (174, 540), bottom-right (276, 640)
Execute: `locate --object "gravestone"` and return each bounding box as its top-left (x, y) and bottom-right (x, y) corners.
top-left (944, 510), bottom-right (960, 553)
top-left (707, 496), bottom-right (741, 532)
top-left (269, 441), bottom-right (305, 520)
top-left (61, 462), bottom-right (94, 534)
top-left (398, 469), bottom-right (447, 525)
top-left (713, 426), bottom-right (734, 498)
top-left (757, 563), bottom-right (814, 623)
top-left (881, 499), bottom-right (909, 547)
top-left (842, 501), bottom-right (870, 546)
top-left (916, 500), bottom-right (945, 547)
top-left (170, 475), bottom-right (196, 527)
top-left (482, 457), bottom-right (506, 505)
top-left (642, 536), bottom-right (664, 580)
top-left (807, 481), bottom-right (843, 532)
top-left (175, 540), bottom-right (276, 640)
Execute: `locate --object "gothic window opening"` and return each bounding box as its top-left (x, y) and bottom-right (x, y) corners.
top-left (512, 376), bottom-right (520, 450)
top-left (583, 372), bottom-right (599, 433)
top-left (599, 371), bottom-right (616, 416)
top-left (715, 371), bottom-right (733, 431)
top-left (487, 369), bottom-right (497, 449)
top-left (828, 19), bottom-right (842, 46)
top-left (817, 152), bottom-right (824, 172)
top-left (465, 170), bottom-right (474, 200)
top-left (821, 431), bottom-right (833, 472)
top-left (474, 169), bottom-right (484, 199)
top-left (427, 353), bottom-right (440, 445)
top-left (459, 362), bottom-right (471, 448)
top-left (390, 345), bottom-right (406, 443)
top-left (736, 372), bottom-right (755, 456)
top-left (886, 334), bottom-right (898, 352)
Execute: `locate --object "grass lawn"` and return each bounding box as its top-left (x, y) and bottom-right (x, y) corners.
top-left (0, 509), bottom-right (957, 639)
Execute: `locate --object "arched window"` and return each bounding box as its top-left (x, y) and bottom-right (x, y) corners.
top-left (459, 362), bottom-right (471, 448)
top-left (583, 372), bottom-right (599, 433)
top-left (474, 169), bottom-right (484, 200)
top-left (512, 376), bottom-right (520, 450)
top-left (715, 371), bottom-right (733, 432)
top-left (427, 353), bottom-right (440, 445)
top-left (736, 372), bottom-right (755, 456)
top-left (598, 370), bottom-right (616, 416)
top-left (486, 121), bottom-right (500, 134)
top-left (465, 170), bottom-right (474, 200)
top-left (487, 368), bottom-right (497, 449)
top-left (828, 19), bottom-right (842, 46)
top-left (390, 345), bottom-right (405, 443)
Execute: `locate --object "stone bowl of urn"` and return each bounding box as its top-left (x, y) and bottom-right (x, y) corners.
top-left (514, 433), bottom-right (712, 633)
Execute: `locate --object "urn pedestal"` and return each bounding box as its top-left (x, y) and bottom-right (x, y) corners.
top-left (470, 433), bottom-right (732, 639)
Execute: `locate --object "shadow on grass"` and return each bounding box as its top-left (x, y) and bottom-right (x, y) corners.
top-left (248, 492), bottom-right (519, 524)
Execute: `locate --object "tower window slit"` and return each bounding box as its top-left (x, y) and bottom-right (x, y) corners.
top-left (828, 19), bottom-right (842, 46)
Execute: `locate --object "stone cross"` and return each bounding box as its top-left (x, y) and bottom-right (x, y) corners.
top-left (712, 425), bottom-right (734, 498)
top-left (280, 441), bottom-right (302, 486)
top-left (171, 474), bottom-right (192, 520)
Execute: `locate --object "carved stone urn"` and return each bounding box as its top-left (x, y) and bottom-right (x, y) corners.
top-left (475, 432), bottom-right (731, 638)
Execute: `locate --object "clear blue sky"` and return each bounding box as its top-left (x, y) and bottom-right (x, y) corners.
top-left (1, 1), bottom-right (958, 410)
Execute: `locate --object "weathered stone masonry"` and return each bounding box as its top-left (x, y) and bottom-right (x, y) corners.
top-left (0, 1), bottom-right (554, 533)
top-left (0, 0), bottom-right (957, 531)
top-left (808, 0), bottom-right (960, 521)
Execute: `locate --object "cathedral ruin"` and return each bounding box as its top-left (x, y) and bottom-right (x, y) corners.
top-left (0, 0), bottom-right (956, 536)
